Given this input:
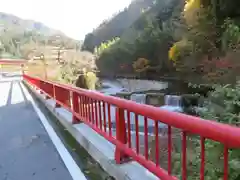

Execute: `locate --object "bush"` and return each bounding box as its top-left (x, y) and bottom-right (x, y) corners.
top-left (197, 85), bottom-right (240, 180)
top-left (181, 94), bottom-right (200, 107)
top-left (148, 85), bottom-right (240, 179)
top-left (85, 72), bottom-right (98, 90)
top-left (75, 71), bottom-right (98, 90)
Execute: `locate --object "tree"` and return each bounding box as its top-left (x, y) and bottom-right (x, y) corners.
top-left (221, 19), bottom-right (240, 51)
top-left (197, 85), bottom-right (240, 180)
top-left (94, 37), bottom-right (120, 56)
top-left (82, 33), bottom-right (96, 52)
top-left (167, 0), bottom-right (240, 83)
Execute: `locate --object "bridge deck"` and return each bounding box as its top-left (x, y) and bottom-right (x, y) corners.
top-left (0, 76), bottom-right (76, 180)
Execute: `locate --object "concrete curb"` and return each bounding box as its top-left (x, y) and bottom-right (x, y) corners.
top-left (24, 81), bottom-right (158, 180)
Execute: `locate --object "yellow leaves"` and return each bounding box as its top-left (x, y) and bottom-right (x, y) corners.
top-left (94, 37), bottom-right (120, 56)
top-left (132, 58), bottom-right (150, 73)
top-left (184, 0), bottom-right (201, 25)
top-left (169, 43), bottom-right (178, 62)
top-left (169, 39), bottom-right (192, 62)
top-left (85, 71), bottom-right (98, 90)
top-left (86, 71), bottom-right (96, 79)
top-left (169, 41), bottom-right (183, 62)
top-left (184, 0), bottom-right (201, 12)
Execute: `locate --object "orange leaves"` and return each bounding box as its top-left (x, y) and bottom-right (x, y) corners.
top-left (132, 58), bottom-right (150, 73)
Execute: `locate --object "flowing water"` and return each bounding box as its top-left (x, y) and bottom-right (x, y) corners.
top-left (164, 95), bottom-right (182, 107)
top-left (161, 95), bottom-right (183, 112)
top-left (100, 78), bottom-right (185, 113)
top-left (130, 93), bottom-right (146, 104)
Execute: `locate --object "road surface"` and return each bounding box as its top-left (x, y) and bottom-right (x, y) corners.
top-left (0, 74), bottom-right (84, 180)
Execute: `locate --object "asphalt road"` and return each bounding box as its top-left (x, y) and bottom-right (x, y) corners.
top-left (0, 78), bottom-right (73, 180)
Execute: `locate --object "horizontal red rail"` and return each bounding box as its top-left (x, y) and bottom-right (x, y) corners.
top-left (23, 74), bottom-right (240, 180)
top-left (0, 59), bottom-right (27, 65)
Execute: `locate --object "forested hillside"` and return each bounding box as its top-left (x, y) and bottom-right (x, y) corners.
top-left (83, 0), bottom-right (240, 84)
top-left (84, 0), bottom-right (182, 77)
top-left (81, 1), bottom-right (240, 179)
top-left (81, 0), bottom-right (156, 52)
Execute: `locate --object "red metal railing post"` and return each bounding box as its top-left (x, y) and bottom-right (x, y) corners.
top-left (54, 85), bottom-right (61, 108)
top-left (72, 91), bottom-right (80, 124)
top-left (38, 80), bottom-right (44, 95)
top-left (115, 107), bottom-right (130, 164)
top-left (43, 82), bottom-right (50, 99)
top-left (21, 64), bottom-right (24, 75)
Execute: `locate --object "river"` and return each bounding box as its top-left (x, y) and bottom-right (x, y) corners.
top-left (99, 78), bottom-right (188, 110)
top-left (96, 78), bottom-right (188, 133)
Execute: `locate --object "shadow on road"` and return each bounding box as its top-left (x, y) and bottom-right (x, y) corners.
top-left (6, 81), bottom-right (13, 106)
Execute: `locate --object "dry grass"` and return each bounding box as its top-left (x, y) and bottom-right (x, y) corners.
top-left (24, 60), bottom-right (60, 81)
top-left (21, 45), bottom-right (96, 83)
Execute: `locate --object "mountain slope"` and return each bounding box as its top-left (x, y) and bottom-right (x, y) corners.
top-left (0, 12), bottom-right (62, 36)
top-left (87, 0), bottom-right (182, 77)
top-left (0, 12), bottom-right (83, 59)
top-left (81, 0), bottom-right (155, 52)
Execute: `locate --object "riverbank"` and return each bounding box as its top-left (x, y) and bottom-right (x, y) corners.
top-left (100, 77), bottom-right (214, 96)
top-left (97, 74), bottom-right (183, 82)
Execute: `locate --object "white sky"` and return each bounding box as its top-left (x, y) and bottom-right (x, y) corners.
top-left (0, 0), bottom-right (131, 40)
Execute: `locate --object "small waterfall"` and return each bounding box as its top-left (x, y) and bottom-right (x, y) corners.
top-left (130, 93), bottom-right (146, 104)
top-left (164, 95), bottom-right (182, 107)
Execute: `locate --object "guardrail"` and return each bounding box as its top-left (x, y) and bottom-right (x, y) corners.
top-left (23, 74), bottom-right (240, 180)
top-left (0, 59), bottom-right (26, 65)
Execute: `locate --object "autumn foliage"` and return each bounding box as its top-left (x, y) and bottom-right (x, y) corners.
top-left (132, 58), bottom-right (150, 73)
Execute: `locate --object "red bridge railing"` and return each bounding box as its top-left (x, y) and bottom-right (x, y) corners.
top-left (23, 74), bottom-right (240, 180)
top-left (0, 59), bottom-right (26, 65)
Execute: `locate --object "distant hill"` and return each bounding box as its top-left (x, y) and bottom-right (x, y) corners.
top-left (0, 12), bottom-right (62, 36)
top-left (0, 12), bottom-right (97, 86)
top-left (0, 12), bottom-right (84, 60)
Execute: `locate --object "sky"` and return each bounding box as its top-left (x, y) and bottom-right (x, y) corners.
top-left (0, 0), bottom-right (132, 40)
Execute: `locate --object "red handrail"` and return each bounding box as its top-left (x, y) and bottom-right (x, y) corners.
top-left (0, 59), bottom-right (27, 65)
top-left (23, 74), bottom-right (240, 180)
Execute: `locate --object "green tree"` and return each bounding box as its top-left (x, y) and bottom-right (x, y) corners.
top-left (168, 0), bottom-right (240, 83)
top-left (198, 85), bottom-right (240, 180)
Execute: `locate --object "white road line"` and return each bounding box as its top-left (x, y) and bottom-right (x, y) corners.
top-left (20, 82), bottom-right (87, 180)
